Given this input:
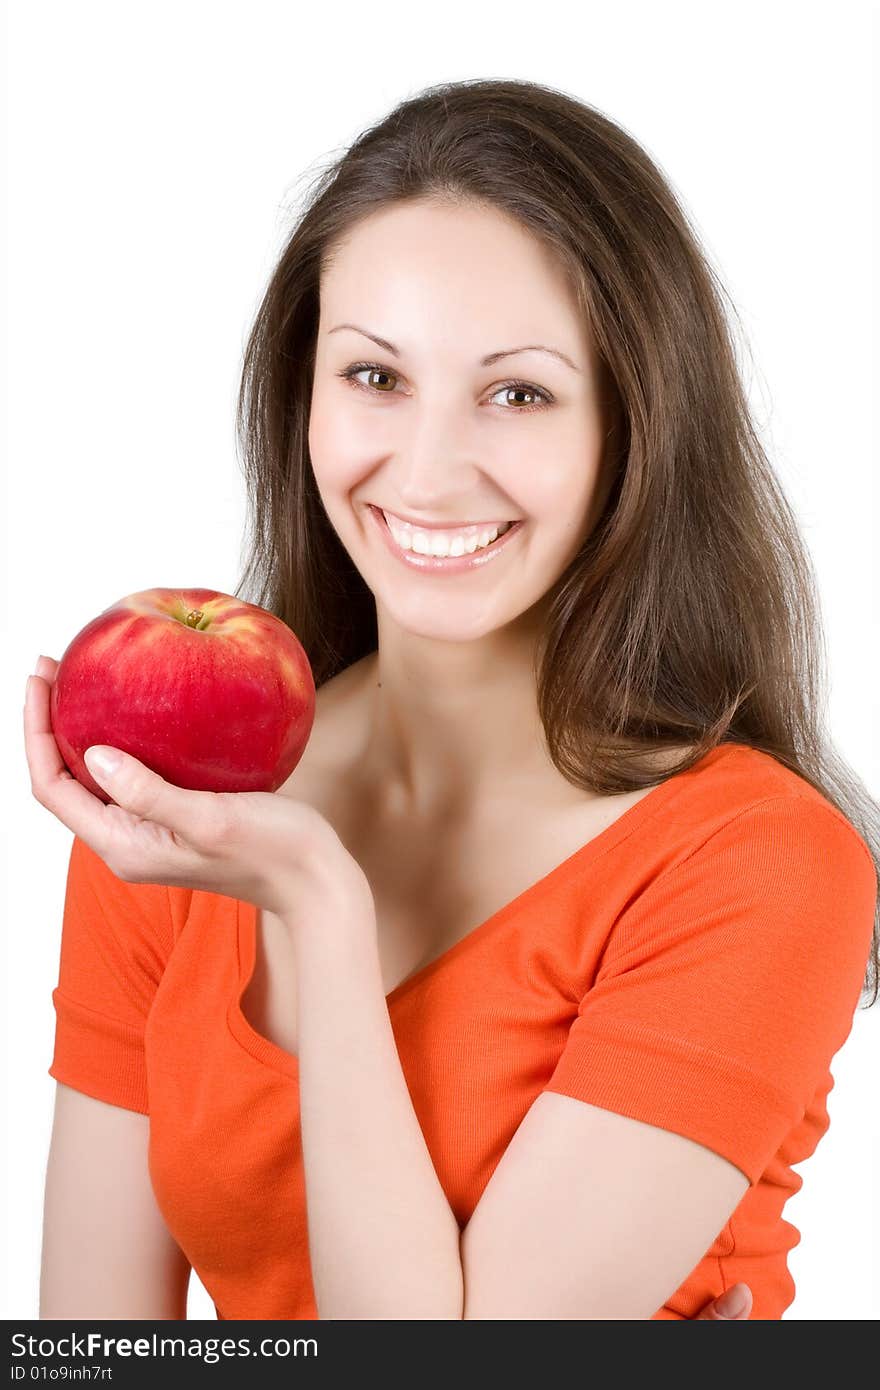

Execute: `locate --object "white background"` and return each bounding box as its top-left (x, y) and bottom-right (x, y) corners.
top-left (5, 0), bottom-right (878, 1322)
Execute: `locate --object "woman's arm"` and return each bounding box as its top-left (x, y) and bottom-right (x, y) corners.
top-left (290, 898), bottom-right (464, 1319)
top-left (457, 1091), bottom-right (749, 1319)
top-left (288, 898), bottom-right (757, 1320)
top-left (41, 1084), bottom-right (191, 1320)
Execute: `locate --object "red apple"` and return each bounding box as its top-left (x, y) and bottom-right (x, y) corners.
top-left (49, 588), bottom-right (316, 804)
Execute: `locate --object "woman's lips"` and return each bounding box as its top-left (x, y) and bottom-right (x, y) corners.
top-left (379, 505), bottom-right (518, 531)
top-left (367, 504), bottom-right (525, 574)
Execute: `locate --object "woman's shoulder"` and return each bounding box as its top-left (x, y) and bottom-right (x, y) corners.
top-left (664, 742), bottom-right (874, 878)
top-left (710, 743), bottom-right (864, 830)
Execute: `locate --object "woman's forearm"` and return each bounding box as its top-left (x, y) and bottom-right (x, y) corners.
top-left (289, 903), bottom-right (464, 1319)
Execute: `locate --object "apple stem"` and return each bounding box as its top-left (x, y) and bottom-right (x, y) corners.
top-left (183, 608), bottom-right (207, 630)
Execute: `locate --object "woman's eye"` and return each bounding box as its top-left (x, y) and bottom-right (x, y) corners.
top-left (486, 383), bottom-right (551, 411)
top-left (341, 364), bottom-right (397, 392)
top-left (336, 362), bottom-right (552, 412)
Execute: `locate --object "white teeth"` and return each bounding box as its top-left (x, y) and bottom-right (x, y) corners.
top-left (382, 510), bottom-right (513, 558)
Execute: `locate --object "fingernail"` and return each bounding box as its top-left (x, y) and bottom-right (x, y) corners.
top-left (84, 746), bottom-right (121, 779)
top-left (716, 1283), bottom-right (748, 1317)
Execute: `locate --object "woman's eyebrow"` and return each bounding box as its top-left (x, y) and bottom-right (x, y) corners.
top-left (327, 323), bottom-right (580, 372)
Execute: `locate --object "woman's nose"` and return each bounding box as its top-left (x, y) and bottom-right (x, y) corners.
top-left (390, 396), bottom-right (481, 505)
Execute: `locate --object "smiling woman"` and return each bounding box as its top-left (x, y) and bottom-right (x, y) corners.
top-left (39, 76), bottom-right (878, 1323)
top-left (303, 195), bottom-right (621, 653)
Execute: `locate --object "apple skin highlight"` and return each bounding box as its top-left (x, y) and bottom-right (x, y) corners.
top-left (49, 587), bottom-right (316, 802)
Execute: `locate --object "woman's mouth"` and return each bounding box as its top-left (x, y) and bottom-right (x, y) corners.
top-left (366, 505), bottom-right (525, 574)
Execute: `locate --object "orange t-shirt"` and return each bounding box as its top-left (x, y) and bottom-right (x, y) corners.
top-left (47, 742), bottom-right (877, 1320)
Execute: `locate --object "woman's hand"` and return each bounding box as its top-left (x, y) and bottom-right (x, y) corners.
top-left (24, 656), bottom-right (374, 929)
top-left (694, 1283), bottom-right (753, 1319)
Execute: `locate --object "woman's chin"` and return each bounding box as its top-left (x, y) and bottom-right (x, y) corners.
top-left (376, 598), bottom-right (520, 646)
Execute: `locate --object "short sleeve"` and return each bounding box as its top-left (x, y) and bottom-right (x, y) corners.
top-left (541, 796), bottom-right (878, 1186)
top-left (48, 835), bottom-right (184, 1114)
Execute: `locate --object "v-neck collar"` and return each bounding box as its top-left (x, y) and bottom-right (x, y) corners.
top-left (228, 743), bottom-right (740, 1076)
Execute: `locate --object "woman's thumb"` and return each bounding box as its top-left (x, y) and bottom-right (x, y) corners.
top-left (698, 1282), bottom-right (752, 1319)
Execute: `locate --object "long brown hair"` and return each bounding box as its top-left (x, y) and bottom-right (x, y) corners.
top-left (233, 77), bottom-right (879, 1007)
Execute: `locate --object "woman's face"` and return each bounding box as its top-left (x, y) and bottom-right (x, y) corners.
top-left (308, 198), bottom-right (616, 644)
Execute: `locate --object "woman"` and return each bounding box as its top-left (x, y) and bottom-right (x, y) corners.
top-left (28, 78), bottom-right (877, 1320)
